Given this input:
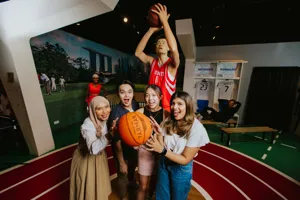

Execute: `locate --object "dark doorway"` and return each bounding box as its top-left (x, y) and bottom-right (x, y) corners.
top-left (244, 67), bottom-right (300, 132)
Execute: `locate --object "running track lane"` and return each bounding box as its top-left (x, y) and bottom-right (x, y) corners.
top-left (192, 161), bottom-right (247, 199)
top-left (35, 157), bottom-right (248, 200)
top-left (0, 157), bottom-right (116, 199)
top-left (201, 143), bottom-right (300, 199)
top-left (0, 145), bottom-right (114, 192)
top-left (0, 145), bottom-right (76, 191)
top-left (1, 143), bottom-right (300, 199)
top-left (35, 158), bottom-right (116, 200)
top-left (0, 146), bottom-right (115, 200)
top-left (35, 179), bottom-right (70, 200)
top-left (0, 160), bottom-right (71, 200)
top-left (195, 151), bottom-right (282, 199)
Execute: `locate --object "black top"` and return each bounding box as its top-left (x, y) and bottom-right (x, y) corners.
top-left (217, 102), bottom-right (241, 122)
top-left (143, 107), bottom-right (164, 134)
top-left (107, 103), bottom-right (139, 161)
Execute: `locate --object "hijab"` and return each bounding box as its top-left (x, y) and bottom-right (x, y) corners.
top-left (89, 96), bottom-right (110, 136)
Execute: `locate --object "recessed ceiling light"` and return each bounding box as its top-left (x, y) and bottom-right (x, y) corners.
top-left (215, 26), bottom-right (220, 28)
top-left (213, 36), bottom-right (216, 40)
top-left (137, 31), bottom-right (140, 34)
top-left (123, 17), bottom-right (128, 23)
top-left (77, 23), bottom-right (80, 26)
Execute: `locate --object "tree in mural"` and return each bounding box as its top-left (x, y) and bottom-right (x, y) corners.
top-left (31, 42), bottom-right (69, 75)
top-left (31, 42), bottom-right (91, 82)
top-left (71, 57), bottom-right (91, 82)
top-left (72, 57), bottom-right (89, 70)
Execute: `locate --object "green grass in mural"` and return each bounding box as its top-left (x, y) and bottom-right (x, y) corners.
top-left (43, 89), bottom-right (86, 103)
top-left (52, 123), bottom-right (81, 149)
top-left (40, 82), bottom-right (149, 131)
top-left (45, 98), bottom-right (87, 131)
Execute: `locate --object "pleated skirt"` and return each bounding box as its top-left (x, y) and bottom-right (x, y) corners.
top-left (69, 148), bottom-right (111, 200)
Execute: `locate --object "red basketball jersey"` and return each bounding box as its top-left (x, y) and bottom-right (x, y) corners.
top-left (148, 58), bottom-right (177, 112)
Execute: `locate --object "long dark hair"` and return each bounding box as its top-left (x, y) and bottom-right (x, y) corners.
top-left (144, 84), bottom-right (162, 105)
top-left (163, 91), bottom-right (195, 138)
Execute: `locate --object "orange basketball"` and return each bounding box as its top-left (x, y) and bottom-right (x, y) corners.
top-left (118, 112), bottom-right (152, 147)
top-left (147, 4), bottom-right (162, 27)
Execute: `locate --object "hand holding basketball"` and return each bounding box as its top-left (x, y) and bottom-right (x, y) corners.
top-left (110, 117), bottom-right (118, 135)
top-left (148, 3), bottom-right (170, 28)
top-left (149, 116), bottom-right (163, 135)
top-left (151, 3), bottom-right (170, 25)
top-left (106, 117), bottom-right (118, 140)
top-left (146, 133), bottom-right (163, 153)
top-left (118, 112), bottom-right (152, 147)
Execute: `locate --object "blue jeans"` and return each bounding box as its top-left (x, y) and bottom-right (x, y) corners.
top-left (156, 156), bottom-right (193, 200)
top-left (197, 99), bottom-right (209, 113)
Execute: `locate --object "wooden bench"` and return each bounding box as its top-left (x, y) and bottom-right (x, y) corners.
top-left (221, 126), bottom-right (278, 146)
top-left (200, 119), bottom-right (237, 127)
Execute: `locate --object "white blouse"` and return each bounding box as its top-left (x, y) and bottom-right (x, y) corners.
top-left (81, 118), bottom-right (108, 155)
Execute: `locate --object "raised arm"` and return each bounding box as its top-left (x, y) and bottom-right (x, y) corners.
top-left (81, 123), bottom-right (108, 155)
top-left (153, 4), bottom-right (180, 69)
top-left (135, 28), bottom-right (156, 64)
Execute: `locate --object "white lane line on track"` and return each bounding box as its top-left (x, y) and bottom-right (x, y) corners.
top-left (0, 158), bottom-right (72, 194)
top-left (280, 143), bottom-right (297, 149)
top-left (199, 149), bottom-right (287, 200)
top-left (31, 178), bottom-right (70, 200)
top-left (193, 160), bottom-right (251, 200)
top-left (0, 143), bottom-right (77, 175)
top-left (32, 167), bottom-right (118, 200)
top-left (261, 154), bottom-right (267, 160)
top-left (191, 180), bottom-right (213, 200)
top-left (267, 146), bottom-right (272, 151)
top-left (1, 156), bottom-right (114, 195)
top-left (210, 142), bottom-right (300, 186)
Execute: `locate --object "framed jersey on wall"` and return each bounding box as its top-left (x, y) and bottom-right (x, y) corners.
top-left (191, 60), bottom-right (247, 112)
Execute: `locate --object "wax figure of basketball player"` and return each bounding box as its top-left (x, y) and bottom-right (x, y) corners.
top-left (107, 80), bottom-right (139, 200)
top-left (200, 99), bottom-right (241, 123)
top-left (136, 84), bottom-right (169, 200)
top-left (69, 96), bottom-right (118, 200)
top-left (145, 91), bottom-right (210, 200)
top-left (135, 3), bottom-right (180, 113)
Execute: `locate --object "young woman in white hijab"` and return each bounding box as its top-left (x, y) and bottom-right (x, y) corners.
top-left (70, 96), bottom-right (118, 200)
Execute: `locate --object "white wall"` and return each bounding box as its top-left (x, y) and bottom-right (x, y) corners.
top-left (0, 0), bottom-right (118, 156)
top-left (194, 42), bottom-right (300, 123)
